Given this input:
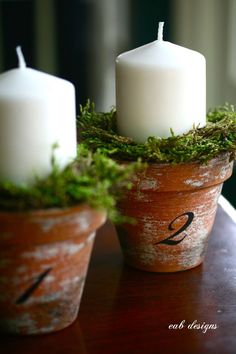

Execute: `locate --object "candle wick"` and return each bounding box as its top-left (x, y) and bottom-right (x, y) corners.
top-left (157, 21), bottom-right (164, 41)
top-left (16, 46), bottom-right (27, 69)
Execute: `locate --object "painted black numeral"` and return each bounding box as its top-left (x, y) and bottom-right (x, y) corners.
top-left (16, 267), bottom-right (52, 304)
top-left (155, 212), bottom-right (194, 246)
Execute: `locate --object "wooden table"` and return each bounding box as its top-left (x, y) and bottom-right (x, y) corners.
top-left (1, 197), bottom-right (236, 354)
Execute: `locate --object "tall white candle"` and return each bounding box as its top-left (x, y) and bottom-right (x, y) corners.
top-left (116, 22), bottom-right (206, 143)
top-left (0, 47), bottom-right (77, 185)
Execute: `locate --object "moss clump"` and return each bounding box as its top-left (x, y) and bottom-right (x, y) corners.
top-left (78, 101), bottom-right (236, 164)
top-left (0, 144), bottom-right (140, 222)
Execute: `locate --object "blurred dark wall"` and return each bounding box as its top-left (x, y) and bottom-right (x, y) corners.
top-left (131, 0), bottom-right (172, 46)
top-left (223, 169), bottom-right (236, 207)
top-left (0, 0), bottom-right (35, 69)
top-left (0, 0), bottom-right (172, 110)
top-left (55, 0), bottom-right (92, 107)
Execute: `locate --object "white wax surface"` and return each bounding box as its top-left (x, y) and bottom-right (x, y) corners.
top-left (0, 67), bottom-right (77, 184)
top-left (116, 39), bottom-right (206, 143)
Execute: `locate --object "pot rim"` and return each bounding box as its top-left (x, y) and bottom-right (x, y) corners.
top-left (0, 203), bottom-right (106, 217)
top-left (0, 203), bottom-right (107, 246)
top-left (118, 152), bottom-right (233, 192)
top-left (117, 152), bottom-right (232, 168)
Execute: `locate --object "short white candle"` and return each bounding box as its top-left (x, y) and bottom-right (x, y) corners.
top-left (0, 47), bottom-right (77, 185)
top-left (116, 22), bottom-right (206, 143)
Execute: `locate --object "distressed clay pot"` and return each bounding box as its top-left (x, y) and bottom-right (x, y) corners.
top-left (0, 204), bottom-right (106, 335)
top-left (117, 153), bottom-right (233, 272)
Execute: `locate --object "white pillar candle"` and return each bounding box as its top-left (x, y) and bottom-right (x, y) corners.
top-left (116, 22), bottom-right (206, 143)
top-left (0, 47), bottom-right (77, 185)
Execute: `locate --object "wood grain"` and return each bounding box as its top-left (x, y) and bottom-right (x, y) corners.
top-left (0, 204), bottom-right (236, 354)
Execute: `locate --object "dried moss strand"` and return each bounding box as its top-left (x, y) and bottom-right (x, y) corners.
top-left (0, 144), bottom-right (141, 222)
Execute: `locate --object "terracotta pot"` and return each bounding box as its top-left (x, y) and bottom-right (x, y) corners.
top-left (117, 153), bottom-right (233, 272)
top-left (0, 204), bottom-right (106, 335)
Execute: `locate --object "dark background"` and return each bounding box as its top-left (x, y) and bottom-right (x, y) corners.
top-left (0, 0), bottom-right (173, 109)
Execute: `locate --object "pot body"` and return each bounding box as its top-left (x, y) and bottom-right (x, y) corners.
top-left (117, 154), bottom-right (233, 272)
top-left (0, 204), bottom-right (106, 334)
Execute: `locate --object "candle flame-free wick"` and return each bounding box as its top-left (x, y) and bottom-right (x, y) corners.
top-left (16, 46), bottom-right (27, 69)
top-left (157, 22), bottom-right (164, 41)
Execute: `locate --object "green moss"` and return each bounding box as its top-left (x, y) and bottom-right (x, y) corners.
top-left (78, 101), bottom-right (236, 164)
top-left (2, 103), bottom-right (235, 220)
top-left (0, 144), bottom-right (141, 222)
